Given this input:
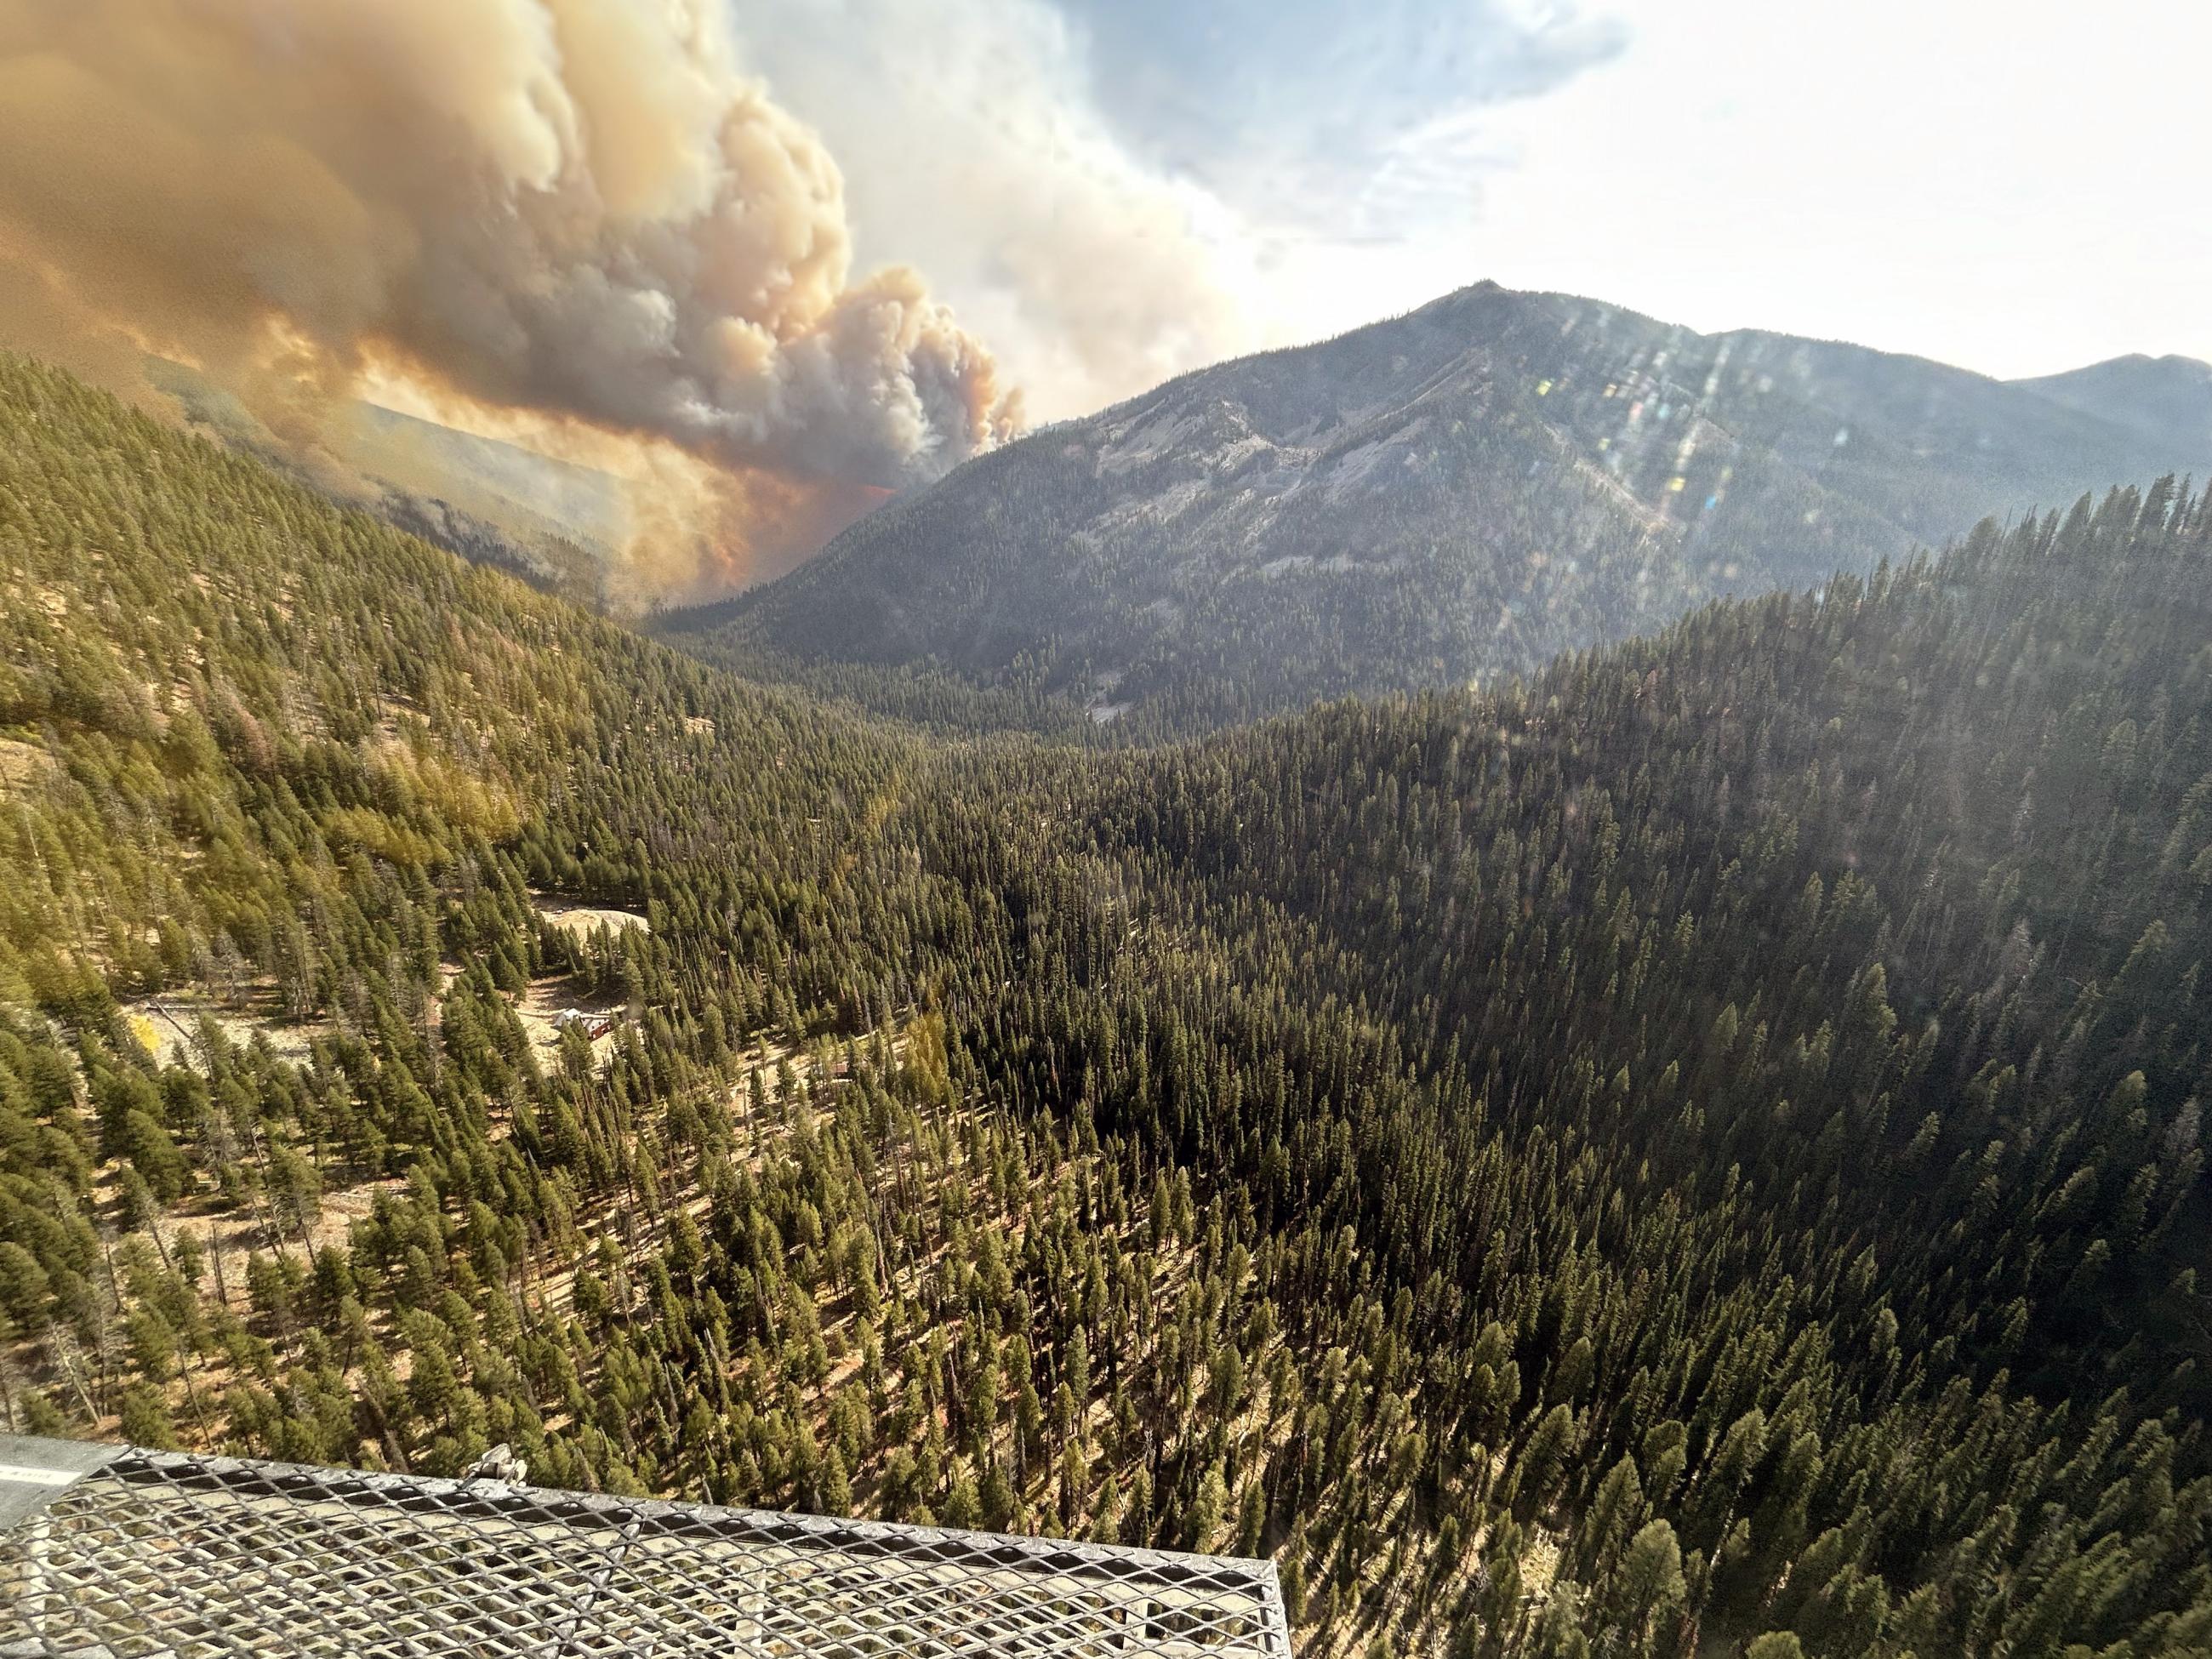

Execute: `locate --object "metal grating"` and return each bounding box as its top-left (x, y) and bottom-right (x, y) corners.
top-left (0, 1438), bottom-right (1292, 1658)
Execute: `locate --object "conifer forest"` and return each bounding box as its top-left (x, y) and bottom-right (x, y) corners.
top-left (3, 353), bottom-right (2209, 1658)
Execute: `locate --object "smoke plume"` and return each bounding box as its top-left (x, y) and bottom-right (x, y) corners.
top-left (0, 0), bottom-right (1023, 598)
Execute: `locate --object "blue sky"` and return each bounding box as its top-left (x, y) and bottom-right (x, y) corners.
top-left (729, 0), bottom-right (2212, 422)
top-left (1047, 0), bottom-right (1626, 235)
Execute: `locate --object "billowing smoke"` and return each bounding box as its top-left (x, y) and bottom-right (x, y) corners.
top-left (0, 0), bottom-right (1023, 598)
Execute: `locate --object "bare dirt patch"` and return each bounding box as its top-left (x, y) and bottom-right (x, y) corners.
top-left (533, 897), bottom-right (650, 938)
top-left (126, 991), bottom-right (328, 1071)
top-left (0, 736), bottom-right (54, 795)
top-left (515, 976), bottom-right (628, 1065)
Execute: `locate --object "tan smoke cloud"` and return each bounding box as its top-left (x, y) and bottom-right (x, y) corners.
top-left (731, 0), bottom-right (1279, 422)
top-left (0, 0), bottom-right (1023, 598)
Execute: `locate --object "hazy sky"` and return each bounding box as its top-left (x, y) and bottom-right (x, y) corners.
top-left (733, 0), bottom-right (2211, 422)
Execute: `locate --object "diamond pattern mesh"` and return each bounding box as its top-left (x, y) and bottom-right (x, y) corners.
top-left (2, 1446), bottom-right (1291, 1658)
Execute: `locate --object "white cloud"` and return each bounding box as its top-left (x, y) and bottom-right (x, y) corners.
top-left (725, 0), bottom-right (1285, 421)
top-left (1373, 0), bottom-right (2212, 376)
top-left (734, 0), bottom-right (2212, 423)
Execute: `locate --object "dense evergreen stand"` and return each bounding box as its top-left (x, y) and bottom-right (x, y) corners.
top-left (2, 355), bottom-right (2206, 1656)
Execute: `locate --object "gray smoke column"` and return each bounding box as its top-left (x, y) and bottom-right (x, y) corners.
top-left (0, 0), bottom-right (1023, 596)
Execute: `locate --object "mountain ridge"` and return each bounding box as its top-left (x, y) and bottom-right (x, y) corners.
top-left (664, 282), bottom-right (2208, 734)
top-left (2011, 350), bottom-right (2212, 454)
top-left (148, 357), bottom-right (624, 603)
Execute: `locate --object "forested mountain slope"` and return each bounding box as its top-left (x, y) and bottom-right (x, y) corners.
top-left (665, 282), bottom-right (2208, 735)
top-left (2013, 353), bottom-right (2212, 456)
top-left (934, 479), bottom-right (2212, 1655)
top-left (150, 358), bottom-right (622, 606)
top-left (3, 355), bottom-right (2209, 1659)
